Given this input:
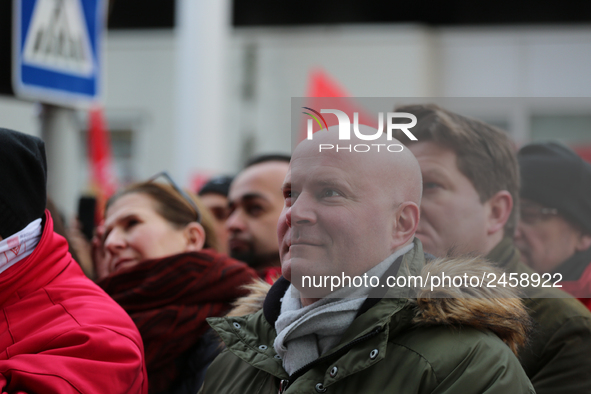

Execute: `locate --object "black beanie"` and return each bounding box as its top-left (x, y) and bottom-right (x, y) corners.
top-left (198, 175), bottom-right (233, 197)
top-left (0, 128), bottom-right (47, 238)
top-left (518, 142), bottom-right (591, 234)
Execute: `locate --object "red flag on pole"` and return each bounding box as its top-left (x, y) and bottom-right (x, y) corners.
top-left (306, 68), bottom-right (349, 98)
top-left (88, 106), bottom-right (118, 221)
top-left (300, 68), bottom-right (377, 141)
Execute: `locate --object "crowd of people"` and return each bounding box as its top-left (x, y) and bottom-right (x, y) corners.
top-left (1, 102), bottom-right (591, 393)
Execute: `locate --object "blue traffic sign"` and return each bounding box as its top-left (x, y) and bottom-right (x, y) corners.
top-left (12, 0), bottom-right (104, 106)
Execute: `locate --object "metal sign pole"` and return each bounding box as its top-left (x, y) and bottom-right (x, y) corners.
top-left (39, 103), bottom-right (80, 221)
top-left (13, 0), bottom-right (105, 219)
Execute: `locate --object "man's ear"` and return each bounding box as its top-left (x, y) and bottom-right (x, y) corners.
top-left (184, 222), bottom-right (206, 252)
top-left (576, 233), bottom-right (591, 253)
top-left (392, 202), bottom-right (420, 249)
top-left (485, 190), bottom-right (513, 235)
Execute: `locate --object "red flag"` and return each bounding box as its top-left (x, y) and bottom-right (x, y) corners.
top-left (300, 69), bottom-right (377, 141)
top-left (190, 172), bottom-right (212, 195)
top-left (306, 68), bottom-right (349, 97)
top-left (88, 106), bottom-right (118, 220)
top-left (573, 145), bottom-right (591, 164)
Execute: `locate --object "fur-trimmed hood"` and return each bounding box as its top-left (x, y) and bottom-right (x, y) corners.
top-left (226, 254), bottom-right (531, 356)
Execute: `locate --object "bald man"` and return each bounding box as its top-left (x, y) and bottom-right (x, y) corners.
top-left (201, 127), bottom-right (534, 394)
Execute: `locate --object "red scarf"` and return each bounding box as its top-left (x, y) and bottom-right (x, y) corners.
top-left (260, 266), bottom-right (282, 284)
top-left (97, 249), bottom-right (257, 393)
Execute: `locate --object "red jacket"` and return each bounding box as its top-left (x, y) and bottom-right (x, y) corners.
top-left (560, 263), bottom-right (591, 311)
top-left (553, 247), bottom-right (591, 312)
top-left (0, 211), bottom-right (148, 394)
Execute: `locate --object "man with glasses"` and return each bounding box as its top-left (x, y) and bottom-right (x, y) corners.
top-left (391, 104), bottom-right (591, 394)
top-left (516, 142), bottom-right (591, 310)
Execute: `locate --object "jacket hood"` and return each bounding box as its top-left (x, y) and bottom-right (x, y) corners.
top-left (226, 254), bottom-right (531, 356)
top-left (226, 279), bottom-right (271, 318)
top-left (411, 255), bottom-right (531, 355)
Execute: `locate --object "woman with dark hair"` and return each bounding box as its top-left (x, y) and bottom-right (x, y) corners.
top-left (95, 175), bottom-right (257, 394)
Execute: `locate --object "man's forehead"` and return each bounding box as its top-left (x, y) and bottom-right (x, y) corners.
top-left (291, 143), bottom-right (390, 185)
top-left (200, 193), bottom-right (228, 206)
top-left (290, 158), bottom-right (355, 186)
top-left (408, 141), bottom-right (458, 163)
top-left (291, 129), bottom-right (423, 203)
top-left (229, 161), bottom-right (288, 200)
top-left (409, 141), bottom-right (466, 179)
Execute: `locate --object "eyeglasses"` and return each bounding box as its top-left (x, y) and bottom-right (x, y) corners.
top-left (147, 171), bottom-right (202, 223)
top-left (519, 204), bottom-right (558, 225)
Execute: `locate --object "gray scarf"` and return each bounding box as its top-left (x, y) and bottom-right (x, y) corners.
top-left (273, 244), bottom-right (413, 375)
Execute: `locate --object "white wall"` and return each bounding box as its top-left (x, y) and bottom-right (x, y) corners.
top-left (103, 30), bottom-right (177, 180)
top-left (438, 26), bottom-right (591, 97)
top-left (0, 97), bottom-right (39, 137)
top-left (437, 26), bottom-right (591, 142)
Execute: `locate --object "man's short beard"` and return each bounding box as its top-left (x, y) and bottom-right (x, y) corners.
top-left (230, 249), bottom-right (280, 269)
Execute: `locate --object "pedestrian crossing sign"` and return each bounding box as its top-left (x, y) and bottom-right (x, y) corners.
top-left (12, 0), bottom-right (105, 106)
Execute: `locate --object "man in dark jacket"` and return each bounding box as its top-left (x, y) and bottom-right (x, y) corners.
top-left (516, 142), bottom-right (591, 310)
top-left (0, 128), bottom-right (148, 393)
top-left (200, 127), bottom-right (534, 393)
top-left (392, 104), bottom-right (591, 394)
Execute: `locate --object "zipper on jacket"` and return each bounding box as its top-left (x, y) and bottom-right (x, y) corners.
top-left (278, 326), bottom-right (385, 393)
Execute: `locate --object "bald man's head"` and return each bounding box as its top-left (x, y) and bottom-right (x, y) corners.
top-left (278, 125), bottom-right (422, 288)
top-left (293, 126), bottom-right (422, 207)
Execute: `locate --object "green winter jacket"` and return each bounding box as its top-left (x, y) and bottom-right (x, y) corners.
top-left (488, 238), bottom-right (591, 394)
top-left (201, 240), bottom-right (535, 394)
